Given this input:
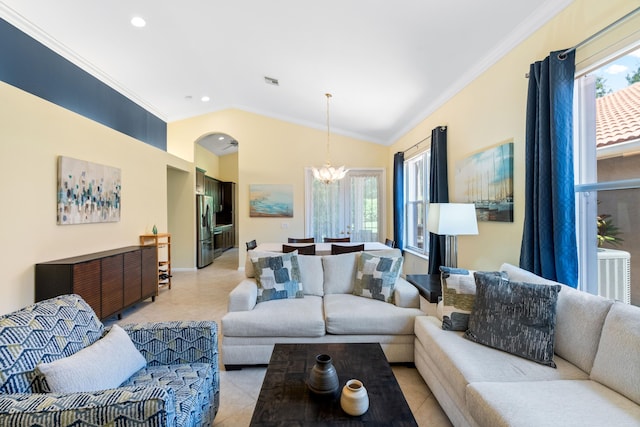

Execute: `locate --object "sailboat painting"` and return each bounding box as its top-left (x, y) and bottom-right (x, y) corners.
top-left (455, 141), bottom-right (514, 222)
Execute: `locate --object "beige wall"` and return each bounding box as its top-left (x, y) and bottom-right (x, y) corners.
top-left (0, 81), bottom-right (193, 314)
top-left (389, 0), bottom-right (637, 273)
top-left (169, 109), bottom-right (388, 268)
top-left (195, 142), bottom-right (220, 178)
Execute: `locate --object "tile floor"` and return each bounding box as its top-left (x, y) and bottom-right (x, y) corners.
top-left (109, 248), bottom-right (453, 426)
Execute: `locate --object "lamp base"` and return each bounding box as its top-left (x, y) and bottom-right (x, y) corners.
top-left (445, 235), bottom-right (458, 268)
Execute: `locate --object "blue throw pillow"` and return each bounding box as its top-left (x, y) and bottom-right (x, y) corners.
top-left (354, 252), bottom-right (403, 303)
top-left (251, 252), bottom-right (304, 303)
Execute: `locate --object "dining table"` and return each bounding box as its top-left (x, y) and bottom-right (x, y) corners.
top-left (254, 241), bottom-right (390, 256)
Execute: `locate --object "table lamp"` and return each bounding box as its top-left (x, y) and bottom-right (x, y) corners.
top-left (426, 203), bottom-right (478, 267)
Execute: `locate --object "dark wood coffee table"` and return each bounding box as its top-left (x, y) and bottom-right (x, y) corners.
top-left (250, 343), bottom-right (418, 426)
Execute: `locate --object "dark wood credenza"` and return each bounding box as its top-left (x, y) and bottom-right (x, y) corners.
top-left (35, 246), bottom-right (157, 320)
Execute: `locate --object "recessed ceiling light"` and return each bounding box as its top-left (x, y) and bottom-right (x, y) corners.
top-left (201, 96), bottom-right (210, 102)
top-left (131, 16), bottom-right (146, 28)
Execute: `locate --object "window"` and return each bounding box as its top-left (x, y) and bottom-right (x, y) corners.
top-left (574, 44), bottom-right (640, 305)
top-left (305, 169), bottom-right (384, 242)
top-left (404, 150), bottom-right (430, 255)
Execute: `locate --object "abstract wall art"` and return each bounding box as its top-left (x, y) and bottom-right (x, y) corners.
top-left (455, 141), bottom-right (514, 222)
top-left (57, 156), bottom-right (121, 224)
top-left (249, 184), bottom-right (293, 217)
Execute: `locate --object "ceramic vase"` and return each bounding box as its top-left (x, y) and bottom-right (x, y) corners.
top-left (307, 354), bottom-right (339, 395)
top-left (340, 379), bottom-right (369, 416)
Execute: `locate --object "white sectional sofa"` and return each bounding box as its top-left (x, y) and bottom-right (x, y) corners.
top-left (414, 262), bottom-right (640, 427)
top-left (221, 249), bottom-right (425, 368)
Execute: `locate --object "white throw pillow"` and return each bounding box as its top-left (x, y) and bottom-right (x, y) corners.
top-left (37, 324), bottom-right (146, 393)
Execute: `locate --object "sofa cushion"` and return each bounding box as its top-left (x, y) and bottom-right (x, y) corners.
top-left (590, 302), bottom-right (640, 405)
top-left (324, 294), bottom-right (423, 335)
top-left (122, 363), bottom-right (216, 427)
top-left (297, 254), bottom-right (324, 296)
top-left (465, 272), bottom-right (561, 367)
top-left (500, 262), bottom-right (614, 373)
top-left (353, 252), bottom-right (403, 303)
top-left (251, 252), bottom-right (304, 303)
top-left (439, 267), bottom-right (484, 331)
top-left (467, 379), bottom-right (640, 427)
top-left (36, 324), bottom-right (146, 393)
top-left (414, 316), bottom-right (589, 410)
top-left (221, 296), bottom-right (325, 337)
top-left (322, 253), bottom-right (358, 294)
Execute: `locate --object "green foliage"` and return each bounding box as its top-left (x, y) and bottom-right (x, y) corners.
top-left (596, 76), bottom-right (612, 98)
top-left (626, 65), bottom-right (640, 85)
top-left (597, 213), bottom-right (623, 247)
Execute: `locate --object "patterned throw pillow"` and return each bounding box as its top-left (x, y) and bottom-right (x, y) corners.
top-left (465, 272), bottom-right (562, 367)
top-left (251, 252), bottom-right (304, 303)
top-left (440, 267), bottom-right (505, 331)
top-left (353, 252), bottom-right (403, 303)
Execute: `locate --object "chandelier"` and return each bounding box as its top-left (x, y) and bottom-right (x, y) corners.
top-left (312, 93), bottom-right (347, 184)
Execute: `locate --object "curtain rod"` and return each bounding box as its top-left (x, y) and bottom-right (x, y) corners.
top-left (525, 6), bottom-right (640, 78)
top-left (403, 135), bottom-right (430, 154)
top-left (559, 6), bottom-right (640, 59)
top-left (402, 126), bottom-right (447, 154)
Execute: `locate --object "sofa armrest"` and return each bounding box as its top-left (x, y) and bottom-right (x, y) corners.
top-left (227, 279), bottom-right (258, 312)
top-left (122, 321), bottom-right (218, 366)
top-left (394, 277), bottom-right (420, 308)
top-left (0, 386), bottom-right (176, 426)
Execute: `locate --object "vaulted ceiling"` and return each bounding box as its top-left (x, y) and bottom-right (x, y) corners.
top-left (0, 1), bottom-right (572, 147)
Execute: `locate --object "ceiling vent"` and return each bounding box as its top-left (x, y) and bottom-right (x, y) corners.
top-left (264, 76), bottom-right (279, 86)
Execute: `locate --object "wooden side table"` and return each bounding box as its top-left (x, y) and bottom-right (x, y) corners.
top-left (140, 233), bottom-right (171, 290)
top-left (405, 273), bottom-right (442, 303)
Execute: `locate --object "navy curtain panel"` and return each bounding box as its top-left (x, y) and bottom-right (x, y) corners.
top-left (428, 126), bottom-right (449, 274)
top-left (520, 49), bottom-right (578, 287)
top-left (393, 152), bottom-right (405, 250)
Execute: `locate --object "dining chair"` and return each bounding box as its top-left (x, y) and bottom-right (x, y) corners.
top-left (384, 238), bottom-right (395, 248)
top-left (282, 244), bottom-right (316, 255)
top-left (288, 237), bottom-right (315, 243)
top-left (331, 244), bottom-right (365, 255)
top-left (246, 239), bottom-right (257, 250)
top-left (324, 237), bottom-right (350, 243)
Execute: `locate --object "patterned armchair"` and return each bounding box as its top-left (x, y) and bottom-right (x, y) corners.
top-left (0, 294), bottom-right (219, 427)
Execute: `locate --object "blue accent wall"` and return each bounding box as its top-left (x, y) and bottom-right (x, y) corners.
top-left (0, 18), bottom-right (167, 151)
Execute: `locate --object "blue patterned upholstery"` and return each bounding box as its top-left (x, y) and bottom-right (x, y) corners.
top-left (0, 295), bottom-right (219, 427)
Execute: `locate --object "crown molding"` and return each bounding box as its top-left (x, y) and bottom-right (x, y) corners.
top-left (388, 0), bottom-right (574, 145)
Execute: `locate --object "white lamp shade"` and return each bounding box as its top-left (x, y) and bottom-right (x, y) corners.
top-left (426, 203), bottom-right (478, 236)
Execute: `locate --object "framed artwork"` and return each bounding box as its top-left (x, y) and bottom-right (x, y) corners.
top-left (249, 184), bottom-right (293, 217)
top-left (57, 156), bottom-right (121, 224)
top-left (455, 141), bottom-right (514, 222)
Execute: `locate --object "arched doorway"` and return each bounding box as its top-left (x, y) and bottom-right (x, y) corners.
top-left (194, 132), bottom-right (240, 267)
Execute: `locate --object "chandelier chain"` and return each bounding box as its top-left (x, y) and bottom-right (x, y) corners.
top-left (325, 93), bottom-right (332, 165)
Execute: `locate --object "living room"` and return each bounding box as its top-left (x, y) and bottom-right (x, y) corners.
top-left (0, 1), bottom-right (635, 315)
top-left (1, 1), bottom-right (639, 426)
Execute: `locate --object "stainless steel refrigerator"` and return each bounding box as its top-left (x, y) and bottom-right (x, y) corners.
top-left (196, 194), bottom-right (215, 268)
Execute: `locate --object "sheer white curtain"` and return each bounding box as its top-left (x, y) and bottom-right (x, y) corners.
top-left (305, 169), bottom-right (384, 242)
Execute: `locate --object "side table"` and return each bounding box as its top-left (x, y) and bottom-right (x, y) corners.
top-left (406, 273), bottom-right (442, 303)
top-left (406, 274), bottom-right (441, 315)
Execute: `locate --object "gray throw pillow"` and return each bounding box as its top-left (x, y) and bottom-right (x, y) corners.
top-left (464, 272), bottom-right (561, 367)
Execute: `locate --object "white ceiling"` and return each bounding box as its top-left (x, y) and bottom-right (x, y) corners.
top-left (0, 1), bottom-right (573, 147)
